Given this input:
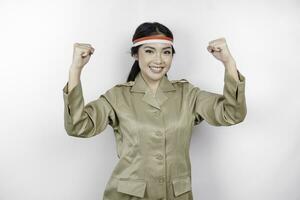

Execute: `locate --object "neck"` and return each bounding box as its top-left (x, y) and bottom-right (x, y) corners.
top-left (140, 73), bottom-right (161, 96)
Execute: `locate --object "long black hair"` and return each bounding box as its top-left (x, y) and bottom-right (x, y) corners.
top-left (126, 22), bottom-right (176, 82)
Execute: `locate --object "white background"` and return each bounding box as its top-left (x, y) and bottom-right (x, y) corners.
top-left (0, 0), bottom-right (299, 200)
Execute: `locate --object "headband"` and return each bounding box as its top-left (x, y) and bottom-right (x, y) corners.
top-left (132, 35), bottom-right (174, 47)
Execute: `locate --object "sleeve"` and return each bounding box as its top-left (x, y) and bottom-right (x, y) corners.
top-left (192, 69), bottom-right (247, 126)
top-left (62, 81), bottom-right (119, 138)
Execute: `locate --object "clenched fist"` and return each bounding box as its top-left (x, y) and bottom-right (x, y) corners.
top-left (70, 43), bottom-right (95, 70)
top-left (207, 38), bottom-right (234, 64)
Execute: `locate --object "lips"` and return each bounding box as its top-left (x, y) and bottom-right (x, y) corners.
top-left (149, 66), bottom-right (164, 73)
top-left (150, 66), bottom-right (163, 69)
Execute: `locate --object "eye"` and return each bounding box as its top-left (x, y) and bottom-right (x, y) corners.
top-left (145, 50), bottom-right (153, 53)
top-left (164, 51), bottom-right (171, 54)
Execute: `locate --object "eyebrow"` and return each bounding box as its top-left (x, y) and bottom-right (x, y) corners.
top-left (143, 46), bottom-right (172, 50)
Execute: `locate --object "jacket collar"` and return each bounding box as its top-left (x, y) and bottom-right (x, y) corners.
top-left (131, 72), bottom-right (176, 93)
top-left (130, 72), bottom-right (176, 110)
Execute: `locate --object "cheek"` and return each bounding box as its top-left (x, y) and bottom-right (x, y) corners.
top-left (140, 57), bottom-right (152, 67)
top-left (140, 59), bottom-right (149, 67)
top-left (139, 59), bottom-right (150, 70)
top-left (165, 56), bottom-right (173, 64)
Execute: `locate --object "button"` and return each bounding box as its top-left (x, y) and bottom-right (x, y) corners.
top-left (155, 153), bottom-right (163, 160)
top-left (155, 131), bottom-right (163, 136)
top-left (158, 176), bottom-right (165, 183)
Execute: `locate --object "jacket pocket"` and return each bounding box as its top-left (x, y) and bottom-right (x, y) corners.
top-left (172, 176), bottom-right (192, 197)
top-left (117, 179), bottom-right (147, 198)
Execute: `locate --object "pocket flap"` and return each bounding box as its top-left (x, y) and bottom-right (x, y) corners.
top-left (172, 176), bottom-right (192, 197)
top-left (117, 179), bottom-right (147, 198)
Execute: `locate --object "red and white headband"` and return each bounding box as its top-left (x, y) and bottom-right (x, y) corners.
top-left (132, 35), bottom-right (174, 47)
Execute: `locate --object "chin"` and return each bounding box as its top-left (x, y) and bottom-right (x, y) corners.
top-left (148, 71), bottom-right (166, 80)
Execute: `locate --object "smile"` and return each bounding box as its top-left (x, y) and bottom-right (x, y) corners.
top-left (149, 66), bottom-right (164, 73)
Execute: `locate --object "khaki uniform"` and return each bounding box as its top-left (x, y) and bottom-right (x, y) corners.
top-left (62, 70), bottom-right (246, 200)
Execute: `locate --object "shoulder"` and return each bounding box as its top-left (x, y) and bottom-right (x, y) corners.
top-left (102, 81), bottom-right (133, 99)
top-left (170, 78), bottom-right (189, 84)
top-left (171, 78), bottom-right (201, 94)
top-left (171, 78), bottom-right (192, 89)
top-left (103, 81), bottom-right (134, 95)
top-left (170, 78), bottom-right (197, 93)
top-left (115, 81), bottom-right (135, 87)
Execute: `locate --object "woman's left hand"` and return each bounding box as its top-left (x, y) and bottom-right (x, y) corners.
top-left (207, 37), bottom-right (235, 64)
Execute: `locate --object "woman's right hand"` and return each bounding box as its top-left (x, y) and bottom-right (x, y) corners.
top-left (70, 43), bottom-right (95, 71)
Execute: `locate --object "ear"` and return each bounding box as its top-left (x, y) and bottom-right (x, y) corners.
top-left (133, 54), bottom-right (138, 61)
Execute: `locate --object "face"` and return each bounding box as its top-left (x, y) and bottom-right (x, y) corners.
top-left (134, 42), bottom-right (173, 83)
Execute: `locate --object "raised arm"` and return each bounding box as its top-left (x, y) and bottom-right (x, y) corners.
top-left (192, 38), bottom-right (247, 126)
top-left (62, 43), bottom-right (118, 138)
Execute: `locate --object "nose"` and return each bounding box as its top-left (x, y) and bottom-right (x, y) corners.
top-left (154, 53), bottom-right (163, 64)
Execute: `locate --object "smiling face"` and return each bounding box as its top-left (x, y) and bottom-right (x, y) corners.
top-left (134, 42), bottom-right (173, 84)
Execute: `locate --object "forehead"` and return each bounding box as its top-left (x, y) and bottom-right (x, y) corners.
top-left (141, 43), bottom-right (172, 49)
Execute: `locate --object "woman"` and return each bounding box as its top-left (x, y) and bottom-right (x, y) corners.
top-left (62, 22), bottom-right (247, 200)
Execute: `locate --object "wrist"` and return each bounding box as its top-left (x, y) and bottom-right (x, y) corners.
top-left (223, 58), bottom-right (236, 68)
top-left (69, 67), bottom-right (82, 81)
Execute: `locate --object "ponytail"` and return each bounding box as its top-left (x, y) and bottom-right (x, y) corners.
top-left (127, 60), bottom-right (140, 82)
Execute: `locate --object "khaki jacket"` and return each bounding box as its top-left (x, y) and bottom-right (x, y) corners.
top-left (62, 70), bottom-right (246, 200)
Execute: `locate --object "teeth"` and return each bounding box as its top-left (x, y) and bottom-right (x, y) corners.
top-left (150, 66), bottom-right (161, 68)
top-left (149, 66), bottom-right (163, 73)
